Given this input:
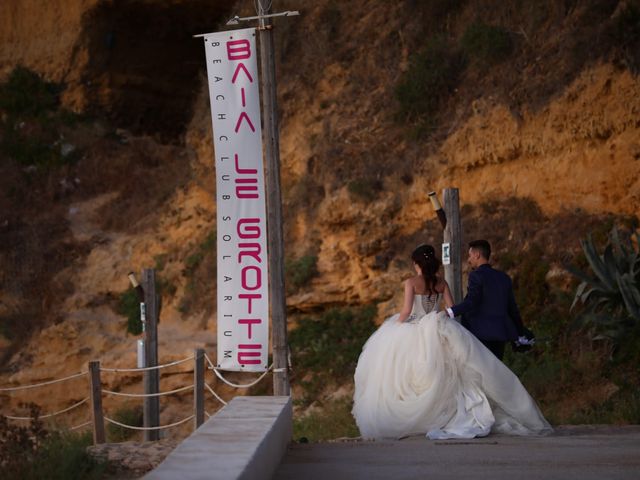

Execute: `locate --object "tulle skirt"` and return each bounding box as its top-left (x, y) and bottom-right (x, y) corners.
top-left (352, 311), bottom-right (552, 440)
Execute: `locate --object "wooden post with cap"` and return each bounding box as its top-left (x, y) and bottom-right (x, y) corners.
top-left (443, 188), bottom-right (463, 306)
top-left (258, 3), bottom-right (290, 396)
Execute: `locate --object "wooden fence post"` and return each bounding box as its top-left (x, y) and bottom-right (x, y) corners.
top-left (194, 348), bottom-right (205, 430)
top-left (88, 360), bottom-right (105, 445)
top-left (143, 269), bottom-right (160, 441)
top-left (443, 188), bottom-right (463, 306)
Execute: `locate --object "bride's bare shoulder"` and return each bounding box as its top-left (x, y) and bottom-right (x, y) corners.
top-left (404, 275), bottom-right (421, 289)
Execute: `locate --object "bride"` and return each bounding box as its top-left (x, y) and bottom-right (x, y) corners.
top-left (352, 244), bottom-right (552, 440)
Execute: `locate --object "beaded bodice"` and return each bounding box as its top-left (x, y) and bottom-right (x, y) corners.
top-left (406, 293), bottom-right (441, 322)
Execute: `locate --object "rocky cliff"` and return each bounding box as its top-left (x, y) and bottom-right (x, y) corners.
top-left (1, 0), bottom-right (639, 438)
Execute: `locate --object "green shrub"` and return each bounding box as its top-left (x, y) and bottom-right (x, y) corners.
top-left (505, 347), bottom-right (570, 397)
top-left (157, 276), bottom-right (177, 297)
top-left (107, 404), bottom-right (143, 442)
top-left (179, 229), bottom-right (216, 315)
top-left (1, 134), bottom-right (77, 169)
top-left (290, 306), bottom-right (377, 404)
top-left (395, 36), bottom-right (464, 124)
top-left (568, 387), bottom-right (640, 424)
top-left (513, 245), bottom-right (550, 320)
top-left (286, 254), bottom-right (319, 291)
top-left (0, 67), bottom-right (59, 117)
top-left (461, 22), bottom-right (513, 65)
top-left (0, 405), bottom-right (104, 480)
top-left (154, 253), bottom-right (168, 271)
top-left (118, 288), bottom-right (142, 335)
top-left (293, 397), bottom-right (359, 442)
top-left (347, 178), bottom-right (382, 202)
top-left (201, 229), bottom-right (216, 251)
top-left (0, 66), bottom-right (84, 170)
top-left (118, 273), bottom-right (174, 333)
top-left (28, 431), bottom-right (105, 480)
top-left (183, 229), bottom-right (216, 275)
top-left (0, 404), bottom-right (47, 477)
top-left (185, 251), bottom-right (204, 271)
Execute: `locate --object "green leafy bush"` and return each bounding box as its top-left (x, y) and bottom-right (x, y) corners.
top-left (461, 22), bottom-right (513, 65)
top-left (568, 387), bottom-right (640, 424)
top-left (512, 245), bottom-right (550, 320)
top-left (183, 229), bottom-right (216, 275)
top-left (118, 288), bottom-right (142, 335)
top-left (289, 306), bottom-right (377, 404)
top-left (0, 404), bottom-right (47, 477)
top-left (180, 229), bottom-right (216, 314)
top-left (154, 253), bottom-right (168, 271)
top-left (0, 67), bottom-right (59, 117)
top-left (118, 273), bottom-right (174, 333)
top-left (347, 178), bottom-right (382, 202)
top-left (107, 404), bottom-right (143, 442)
top-left (286, 254), bottom-right (319, 291)
top-left (0, 405), bottom-right (104, 480)
top-left (395, 36), bottom-right (464, 124)
top-left (28, 431), bottom-right (105, 480)
top-left (0, 66), bottom-right (83, 169)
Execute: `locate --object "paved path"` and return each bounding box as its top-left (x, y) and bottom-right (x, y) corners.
top-left (274, 426), bottom-right (640, 480)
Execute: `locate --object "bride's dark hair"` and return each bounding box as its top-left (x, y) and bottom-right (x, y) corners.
top-left (411, 244), bottom-right (441, 294)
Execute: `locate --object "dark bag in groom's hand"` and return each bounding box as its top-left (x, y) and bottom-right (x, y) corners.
top-left (511, 327), bottom-right (536, 353)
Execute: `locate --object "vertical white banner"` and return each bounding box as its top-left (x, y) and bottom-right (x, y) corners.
top-left (203, 28), bottom-right (269, 372)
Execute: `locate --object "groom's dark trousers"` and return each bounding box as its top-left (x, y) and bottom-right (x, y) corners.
top-left (479, 340), bottom-right (506, 361)
top-left (450, 264), bottom-right (524, 361)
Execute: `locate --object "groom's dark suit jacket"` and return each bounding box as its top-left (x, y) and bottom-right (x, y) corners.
top-left (451, 264), bottom-right (525, 342)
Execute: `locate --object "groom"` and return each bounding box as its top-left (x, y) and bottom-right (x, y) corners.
top-left (446, 239), bottom-right (527, 361)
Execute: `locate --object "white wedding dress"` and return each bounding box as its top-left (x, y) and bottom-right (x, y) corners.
top-left (352, 293), bottom-right (552, 440)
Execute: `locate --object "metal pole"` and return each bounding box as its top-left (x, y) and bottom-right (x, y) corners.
top-left (142, 269), bottom-right (160, 441)
top-left (258, 4), bottom-right (290, 396)
top-left (443, 189), bottom-right (463, 305)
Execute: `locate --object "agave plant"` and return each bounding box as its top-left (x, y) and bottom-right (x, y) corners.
top-left (567, 227), bottom-right (640, 341)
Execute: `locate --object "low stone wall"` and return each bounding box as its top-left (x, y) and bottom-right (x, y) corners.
top-left (145, 396), bottom-right (292, 480)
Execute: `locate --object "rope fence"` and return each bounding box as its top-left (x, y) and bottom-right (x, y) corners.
top-left (205, 383), bottom-right (228, 406)
top-left (70, 420), bottom-right (92, 431)
top-left (105, 414), bottom-right (195, 431)
top-left (3, 397), bottom-right (89, 421)
top-left (204, 353), bottom-right (273, 389)
top-left (1, 348), bottom-right (281, 445)
top-left (100, 355), bottom-right (195, 373)
top-left (0, 371), bottom-right (87, 392)
top-left (102, 384), bottom-right (194, 398)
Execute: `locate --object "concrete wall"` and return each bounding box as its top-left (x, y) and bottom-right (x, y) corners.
top-left (146, 396), bottom-right (292, 480)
